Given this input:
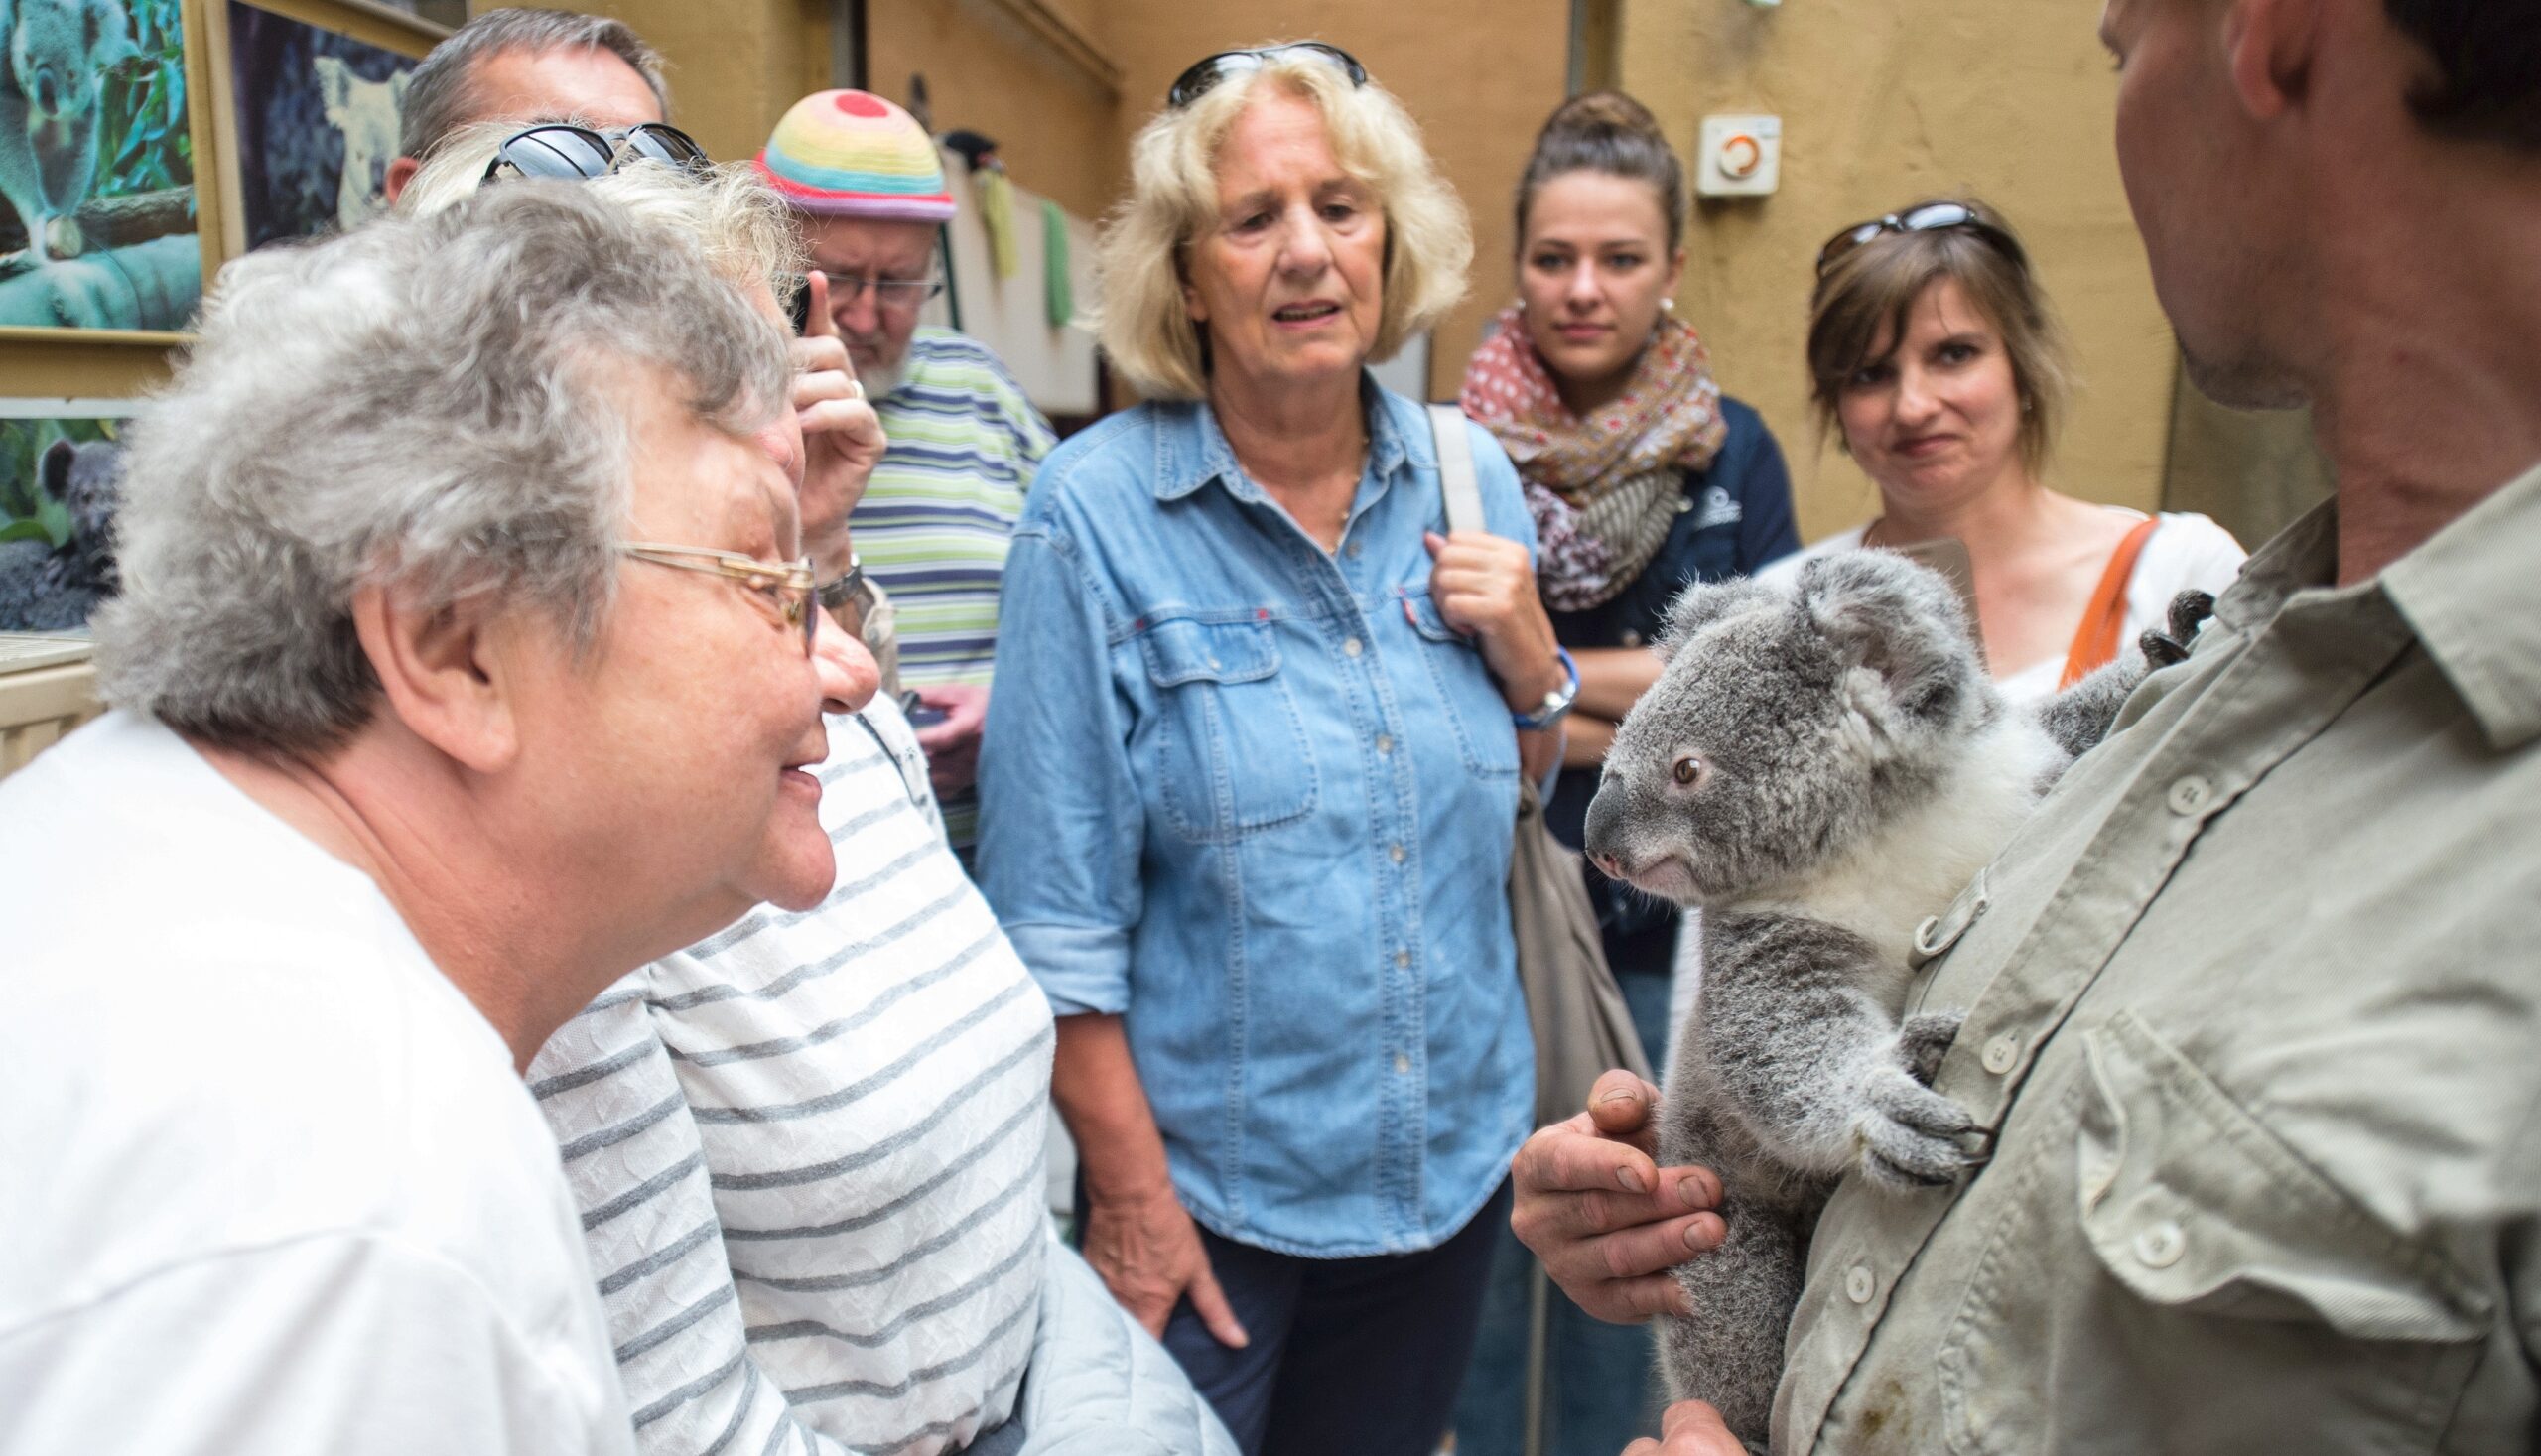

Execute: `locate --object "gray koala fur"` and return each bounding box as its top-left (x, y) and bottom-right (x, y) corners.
top-left (0, 436), bottom-right (120, 629)
top-left (1580, 550), bottom-right (2207, 1449)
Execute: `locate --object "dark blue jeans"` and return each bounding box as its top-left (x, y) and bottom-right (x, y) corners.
top-left (1162, 1180), bottom-right (1511, 1456)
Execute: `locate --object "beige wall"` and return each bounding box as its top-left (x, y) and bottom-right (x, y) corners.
top-left (860, 0), bottom-right (1123, 224)
top-left (1616, 0), bottom-right (2178, 541)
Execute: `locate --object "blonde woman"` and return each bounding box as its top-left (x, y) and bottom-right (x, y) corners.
top-left (980, 44), bottom-right (1566, 1456)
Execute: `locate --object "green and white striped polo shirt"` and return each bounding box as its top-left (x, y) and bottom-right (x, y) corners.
top-left (855, 328), bottom-right (1055, 850)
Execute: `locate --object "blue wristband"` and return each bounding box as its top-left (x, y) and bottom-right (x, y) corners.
top-left (1513, 647), bottom-right (1580, 730)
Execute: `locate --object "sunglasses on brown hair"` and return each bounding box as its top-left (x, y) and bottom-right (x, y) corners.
top-left (1166, 43), bottom-right (1367, 109)
top-left (1815, 201), bottom-right (2029, 278)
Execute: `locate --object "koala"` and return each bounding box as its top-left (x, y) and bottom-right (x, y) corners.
top-left (1, 435), bottom-right (121, 629)
top-left (1579, 550), bottom-right (2208, 1449)
top-left (314, 56), bottom-right (410, 230)
top-left (0, 0), bottom-right (136, 262)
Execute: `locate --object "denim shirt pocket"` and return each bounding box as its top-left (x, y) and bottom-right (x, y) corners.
top-left (1138, 613), bottom-right (1319, 842)
top-left (1400, 587), bottom-right (1521, 777)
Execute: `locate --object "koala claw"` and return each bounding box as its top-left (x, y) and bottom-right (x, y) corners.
top-left (2139, 590), bottom-right (2218, 670)
top-left (1897, 1011), bottom-right (1964, 1086)
top-left (1855, 1065), bottom-right (1980, 1191)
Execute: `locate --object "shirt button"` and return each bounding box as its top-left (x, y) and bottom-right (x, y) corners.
top-left (1389, 843), bottom-right (1406, 864)
top-left (1981, 1033), bottom-right (2020, 1075)
top-left (2134, 1219), bottom-right (2187, 1269)
top-left (1393, 1053), bottom-right (1411, 1075)
top-left (1844, 1264), bottom-right (1875, 1304)
top-left (1376, 733), bottom-right (1395, 754)
top-left (2166, 774), bottom-right (2214, 816)
top-left (1394, 949), bottom-right (1411, 969)
top-left (1346, 539), bottom-right (1364, 559)
top-left (1343, 636), bottom-right (1365, 658)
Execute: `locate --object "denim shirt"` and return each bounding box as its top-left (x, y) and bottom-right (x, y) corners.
top-left (978, 381), bottom-right (1537, 1257)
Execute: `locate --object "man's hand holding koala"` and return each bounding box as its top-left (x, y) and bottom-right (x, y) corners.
top-left (1508, 1068), bottom-right (1726, 1323)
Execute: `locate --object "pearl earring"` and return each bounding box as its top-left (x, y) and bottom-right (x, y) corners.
top-left (1662, 298), bottom-right (1676, 312)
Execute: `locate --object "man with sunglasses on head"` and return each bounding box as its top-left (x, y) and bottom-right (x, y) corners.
top-left (1517, 2), bottom-right (2541, 1453)
top-left (386, 13), bottom-right (890, 683)
top-left (755, 90), bottom-right (1058, 862)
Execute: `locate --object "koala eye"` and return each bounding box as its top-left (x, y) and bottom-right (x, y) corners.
top-left (1672, 755), bottom-right (1707, 788)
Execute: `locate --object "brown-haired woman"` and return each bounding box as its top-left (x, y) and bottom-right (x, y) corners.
top-left (1763, 199), bottom-right (2245, 700)
top-left (1452, 89), bottom-right (1799, 1456)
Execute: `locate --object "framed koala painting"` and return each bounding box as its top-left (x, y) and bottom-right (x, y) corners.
top-left (0, 398), bottom-right (130, 633)
top-left (0, 0), bottom-right (208, 338)
top-left (213, 0), bottom-right (441, 255)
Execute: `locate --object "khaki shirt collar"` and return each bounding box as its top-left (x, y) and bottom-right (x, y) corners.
top-left (2379, 458), bottom-right (2541, 751)
top-left (2217, 458), bottom-right (2541, 752)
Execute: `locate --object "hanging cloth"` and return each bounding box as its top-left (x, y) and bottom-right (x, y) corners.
top-left (1042, 199), bottom-right (1073, 329)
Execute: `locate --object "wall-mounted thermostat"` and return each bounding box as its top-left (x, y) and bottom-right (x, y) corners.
top-left (1696, 114), bottom-right (1782, 197)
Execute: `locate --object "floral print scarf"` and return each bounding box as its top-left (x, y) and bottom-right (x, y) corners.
top-left (1460, 307), bottom-right (1728, 610)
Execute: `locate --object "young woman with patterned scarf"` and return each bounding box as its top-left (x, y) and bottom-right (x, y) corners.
top-left (1449, 90), bottom-right (1799, 1456)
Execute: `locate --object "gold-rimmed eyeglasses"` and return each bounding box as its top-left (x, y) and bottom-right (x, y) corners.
top-left (812, 270), bottom-right (947, 311)
top-left (619, 542), bottom-right (819, 655)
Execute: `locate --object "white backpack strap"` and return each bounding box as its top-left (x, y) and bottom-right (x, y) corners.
top-left (1426, 402), bottom-right (1487, 537)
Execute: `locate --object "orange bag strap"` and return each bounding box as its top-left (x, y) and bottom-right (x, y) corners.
top-left (2057, 517), bottom-right (2162, 689)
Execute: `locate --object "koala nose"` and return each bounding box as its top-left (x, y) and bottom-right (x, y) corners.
top-left (1581, 781), bottom-right (1631, 881)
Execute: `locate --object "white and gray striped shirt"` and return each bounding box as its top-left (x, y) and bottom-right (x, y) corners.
top-left (529, 700), bottom-right (1056, 1456)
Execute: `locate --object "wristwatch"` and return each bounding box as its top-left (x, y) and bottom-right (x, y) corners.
top-left (816, 555), bottom-right (867, 614)
top-left (1513, 647), bottom-right (1579, 731)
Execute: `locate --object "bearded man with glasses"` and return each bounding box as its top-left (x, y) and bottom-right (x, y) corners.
top-left (755, 89), bottom-right (1057, 861)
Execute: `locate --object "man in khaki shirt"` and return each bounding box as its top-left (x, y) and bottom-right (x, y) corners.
top-left (1510, 2), bottom-right (2541, 1452)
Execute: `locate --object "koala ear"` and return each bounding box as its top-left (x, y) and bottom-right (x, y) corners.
top-left (1798, 551), bottom-right (1983, 729)
top-left (87, 0), bottom-right (136, 67)
top-left (40, 439), bottom-right (76, 502)
top-left (315, 55), bottom-right (351, 111)
top-left (1654, 577), bottom-right (1780, 662)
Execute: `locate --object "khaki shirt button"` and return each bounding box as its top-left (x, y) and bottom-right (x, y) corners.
top-left (1376, 733), bottom-right (1395, 754)
top-left (1344, 636), bottom-right (1365, 658)
top-left (2166, 774), bottom-right (2214, 816)
top-left (1390, 843), bottom-right (1406, 864)
top-left (1394, 1053), bottom-right (1412, 1075)
top-left (1981, 1033), bottom-right (2020, 1074)
top-left (2134, 1219), bottom-right (2187, 1269)
top-left (1395, 949), bottom-right (1411, 969)
top-left (1347, 539), bottom-right (1364, 559)
top-left (1844, 1264), bottom-right (1875, 1305)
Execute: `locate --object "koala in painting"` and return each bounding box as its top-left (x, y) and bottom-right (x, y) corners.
top-left (0, 0), bottom-right (137, 262)
top-left (314, 56), bottom-right (409, 230)
top-left (1579, 550), bottom-right (2207, 1449)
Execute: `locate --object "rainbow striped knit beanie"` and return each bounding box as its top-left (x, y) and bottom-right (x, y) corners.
top-left (756, 89), bottom-right (955, 220)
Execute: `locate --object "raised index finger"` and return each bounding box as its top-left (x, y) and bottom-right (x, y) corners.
top-left (803, 268), bottom-right (838, 340)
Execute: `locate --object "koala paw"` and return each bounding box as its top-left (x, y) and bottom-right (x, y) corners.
top-left (2138, 590), bottom-right (2217, 670)
top-left (1853, 1062), bottom-right (1980, 1192)
top-left (1897, 1011), bottom-right (1963, 1086)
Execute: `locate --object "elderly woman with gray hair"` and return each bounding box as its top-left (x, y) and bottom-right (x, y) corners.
top-left (979, 45), bottom-right (1564, 1456)
top-left (0, 184), bottom-right (864, 1451)
top-left (395, 131), bottom-right (1237, 1456)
